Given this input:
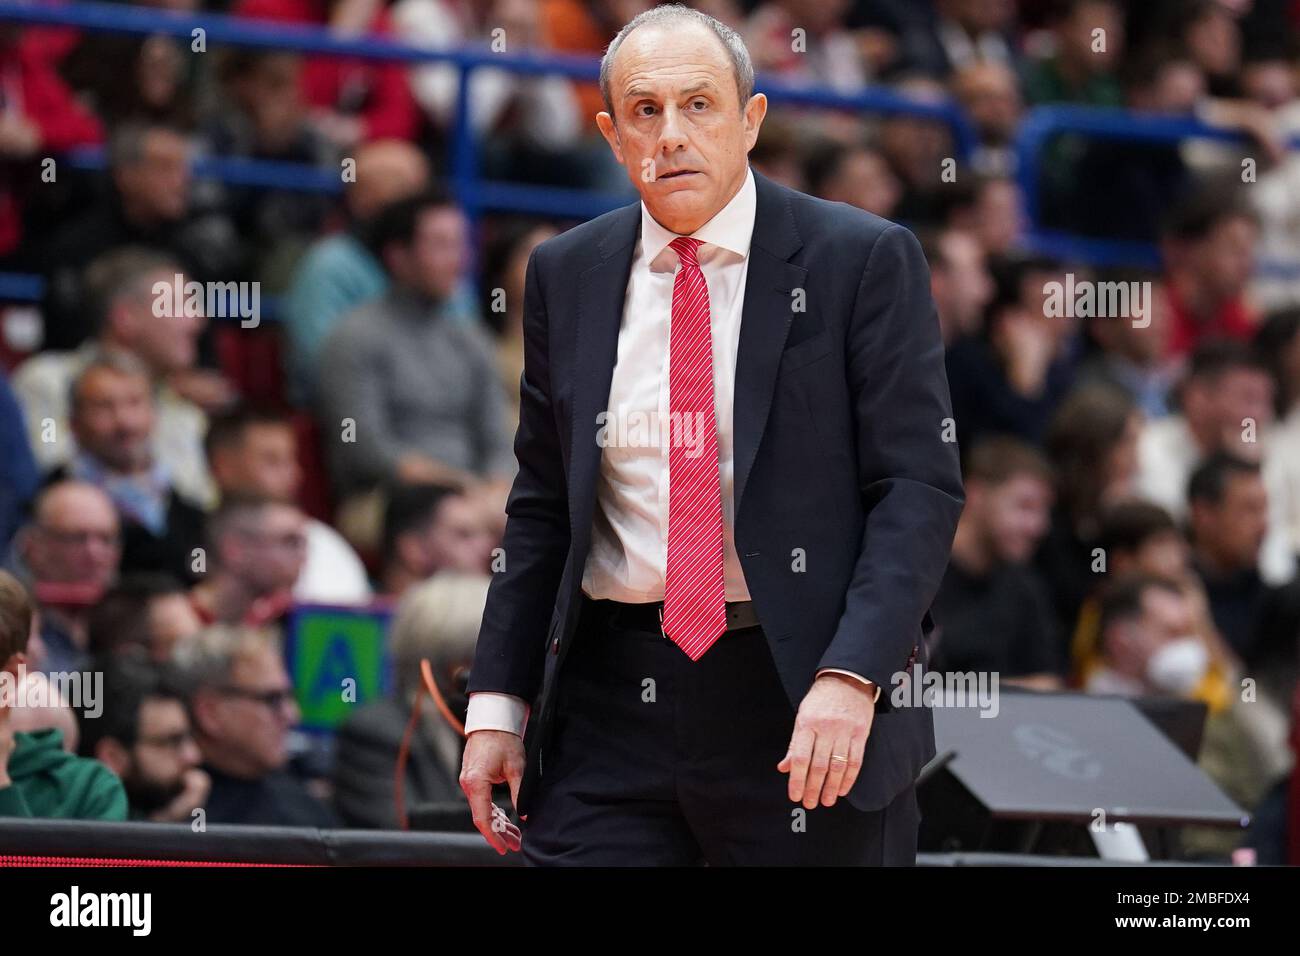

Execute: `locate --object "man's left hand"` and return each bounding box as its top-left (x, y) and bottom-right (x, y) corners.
top-left (777, 673), bottom-right (876, 809)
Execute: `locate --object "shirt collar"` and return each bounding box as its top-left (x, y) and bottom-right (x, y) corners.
top-left (640, 165), bottom-right (756, 270)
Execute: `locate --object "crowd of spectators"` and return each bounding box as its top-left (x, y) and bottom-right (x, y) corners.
top-left (1, 0), bottom-right (1299, 862)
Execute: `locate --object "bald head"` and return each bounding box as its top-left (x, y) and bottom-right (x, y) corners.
top-left (33, 481), bottom-right (118, 531)
top-left (595, 6), bottom-right (766, 235)
top-left (23, 482), bottom-right (121, 591)
top-left (348, 140), bottom-right (431, 221)
top-left (599, 4), bottom-right (753, 118)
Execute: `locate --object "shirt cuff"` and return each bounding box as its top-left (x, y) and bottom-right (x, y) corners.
top-left (464, 692), bottom-right (530, 737)
top-left (816, 668), bottom-right (882, 702)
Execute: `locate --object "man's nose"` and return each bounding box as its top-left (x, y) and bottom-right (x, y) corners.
top-left (658, 105), bottom-right (689, 155)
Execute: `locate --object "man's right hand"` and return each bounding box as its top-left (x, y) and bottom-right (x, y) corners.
top-left (459, 729), bottom-right (526, 854)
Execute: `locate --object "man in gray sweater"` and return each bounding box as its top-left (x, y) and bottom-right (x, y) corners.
top-left (318, 189), bottom-right (515, 542)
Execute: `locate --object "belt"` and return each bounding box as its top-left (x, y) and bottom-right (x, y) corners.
top-left (581, 597), bottom-right (761, 636)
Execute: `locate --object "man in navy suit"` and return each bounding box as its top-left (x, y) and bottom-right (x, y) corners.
top-left (459, 4), bottom-right (963, 865)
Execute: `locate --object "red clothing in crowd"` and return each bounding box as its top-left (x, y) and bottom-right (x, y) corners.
top-left (0, 36), bottom-right (103, 256)
top-left (1164, 283), bottom-right (1256, 357)
top-left (234, 0), bottom-right (419, 142)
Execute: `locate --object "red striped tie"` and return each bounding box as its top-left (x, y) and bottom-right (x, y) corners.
top-left (661, 236), bottom-right (726, 660)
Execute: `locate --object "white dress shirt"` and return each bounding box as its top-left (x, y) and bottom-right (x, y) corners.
top-left (465, 167), bottom-right (873, 738)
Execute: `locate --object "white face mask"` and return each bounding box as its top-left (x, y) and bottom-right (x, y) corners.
top-left (1147, 637), bottom-right (1209, 695)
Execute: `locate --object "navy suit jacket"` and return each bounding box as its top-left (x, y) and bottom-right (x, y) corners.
top-left (469, 168), bottom-right (964, 816)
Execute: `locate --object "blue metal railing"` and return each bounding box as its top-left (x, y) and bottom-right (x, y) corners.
top-left (1016, 105), bottom-right (1300, 270)
top-left (0, 0), bottom-right (979, 311)
top-left (2, 1), bottom-right (1298, 298)
top-left (0, 0), bottom-right (974, 206)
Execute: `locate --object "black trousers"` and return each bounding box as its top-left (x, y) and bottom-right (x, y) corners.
top-left (522, 598), bottom-right (920, 866)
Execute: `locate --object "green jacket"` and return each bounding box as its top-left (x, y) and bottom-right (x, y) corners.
top-left (0, 729), bottom-right (128, 821)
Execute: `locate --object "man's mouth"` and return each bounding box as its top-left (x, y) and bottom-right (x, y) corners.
top-left (658, 169), bottom-right (698, 180)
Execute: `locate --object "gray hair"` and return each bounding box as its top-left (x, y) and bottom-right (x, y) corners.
top-left (108, 121), bottom-right (188, 169)
top-left (390, 572), bottom-right (489, 697)
top-left (68, 348), bottom-right (153, 418)
top-left (172, 625), bottom-right (280, 695)
top-left (599, 4), bottom-right (755, 117)
top-left (84, 246), bottom-right (182, 330)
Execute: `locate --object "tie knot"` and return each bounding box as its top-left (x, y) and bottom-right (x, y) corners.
top-left (670, 236), bottom-right (702, 269)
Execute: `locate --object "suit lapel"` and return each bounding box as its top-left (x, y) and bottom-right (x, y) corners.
top-left (567, 170), bottom-right (806, 543)
top-left (733, 171), bottom-right (806, 522)
top-left (570, 203), bottom-right (639, 550)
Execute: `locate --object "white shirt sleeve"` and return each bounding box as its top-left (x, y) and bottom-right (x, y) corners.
top-left (816, 668), bottom-right (882, 702)
top-left (464, 691), bottom-right (530, 737)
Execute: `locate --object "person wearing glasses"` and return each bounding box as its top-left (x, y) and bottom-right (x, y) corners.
top-left (173, 624), bottom-right (337, 827)
top-left (8, 480), bottom-right (121, 675)
top-left (78, 655), bottom-right (210, 823)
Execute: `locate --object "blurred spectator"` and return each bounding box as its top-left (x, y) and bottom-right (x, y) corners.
top-left (803, 139), bottom-right (901, 219)
top-left (1058, 48), bottom-right (1203, 240)
top-left (379, 483), bottom-right (497, 597)
top-left (0, 569), bottom-right (127, 821)
top-left (1188, 453), bottom-right (1299, 668)
top-left (1089, 574), bottom-right (1214, 696)
top-left (204, 50), bottom-right (335, 287)
top-left (60, 28), bottom-right (195, 128)
top-left (174, 624), bottom-right (338, 827)
top-left (747, 114), bottom-right (806, 190)
top-left (877, 74), bottom-right (956, 223)
top-left (944, 175), bottom-right (1024, 258)
top-left (1256, 310), bottom-right (1300, 565)
top-left (333, 572), bottom-right (487, 828)
top-left (1243, 54), bottom-right (1300, 312)
top-left (1176, 0), bottom-right (1244, 98)
top-left (1023, 0), bottom-right (1125, 106)
top-left (317, 189), bottom-right (514, 548)
top-left (5, 669), bottom-right (81, 749)
top-left (1072, 502), bottom-right (1203, 677)
top-left (395, 0), bottom-right (582, 179)
top-left (1037, 384), bottom-right (1142, 637)
top-left (234, 0), bottom-right (420, 146)
top-left (205, 403), bottom-right (371, 604)
top-left (946, 256), bottom-right (1082, 448)
top-left (189, 495), bottom-right (308, 627)
top-left (907, 0), bottom-right (1018, 78)
top-left (1088, 572), bottom-right (1275, 857)
top-left (1254, 308), bottom-right (1300, 422)
top-left (9, 481), bottom-right (120, 675)
top-left (282, 138), bottom-right (430, 402)
top-left (746, 0), bottom-right (870, 92)
top-left (1161, 189), bottom-right (1260, 355)
top-left (40, 121), bottom-right (241, 351)
top-left (930, 437), bottom-right (1064, 686)
top-left (951, 61), bottom-right (1022, 176)
top-left (1078, 500), bottom-right (1292, 777)
top-left (0, 25), bottom-right (103, 262)
top-left (920, 227), bottom-right (994, 345)
top-left (1135, 339), bottom-right (1293, 583)
top-left (13, 247), bottom-right (220, 507)
top-left (479, 220), bottom-right (560, 426)
top-left (1076, 272), bottom-right (1178, 418)
top-left (541, 0), bottom-right (655, 189)
top-left (0, 371), bottom-right (39, 552)
top-left (85, 573), bottom-right (201, 664)
top-left (53, 353), bottom-right (207, 584)
top-left (78, 656), bottom-right (210, 823)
